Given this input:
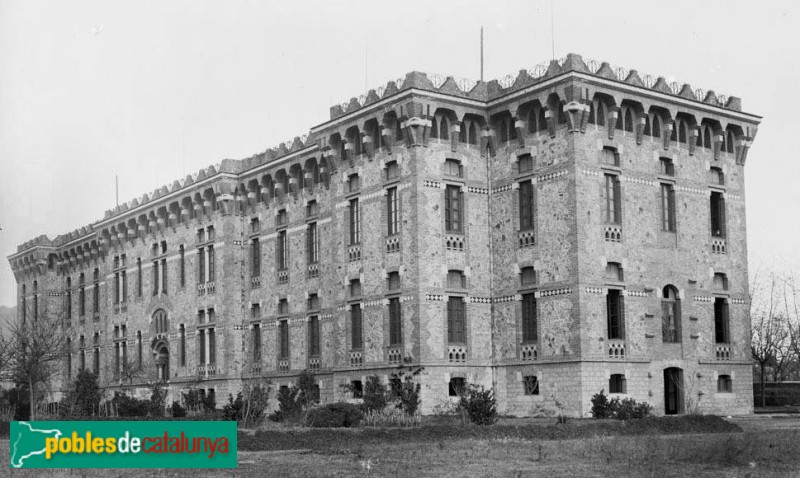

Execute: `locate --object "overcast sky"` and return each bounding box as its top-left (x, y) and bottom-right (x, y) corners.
top-left (1, 0), bottom-right (798, 306)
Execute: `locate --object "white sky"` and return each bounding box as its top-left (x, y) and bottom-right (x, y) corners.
top-left (1, 0), bottom-right (798, 306)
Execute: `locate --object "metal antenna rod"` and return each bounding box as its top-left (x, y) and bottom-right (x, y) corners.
top-left (480, 26), bottom-right (484, 81)
top-left (550, 0), bottom-right (555, 61)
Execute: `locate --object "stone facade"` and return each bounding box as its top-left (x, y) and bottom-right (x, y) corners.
top-left (8, 53), bottom-right (760, 416)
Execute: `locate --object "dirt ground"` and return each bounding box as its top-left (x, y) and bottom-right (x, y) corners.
top-left (2, 415), bottom-right (799, 477)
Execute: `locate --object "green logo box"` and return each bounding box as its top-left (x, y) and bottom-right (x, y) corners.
top-left (9, 421), bottom-right (237, 469)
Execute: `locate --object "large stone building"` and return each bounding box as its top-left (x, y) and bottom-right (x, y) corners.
top-left (9, 53), bottom-right (760, 416)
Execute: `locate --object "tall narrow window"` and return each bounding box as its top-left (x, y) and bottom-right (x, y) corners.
top-left (152, 260), bottom-right (159, 296)
top-left (252, 324), bottom-right (261, 361)
top-left (661, 184), bottom-right (676, 232)
top-left (251, 238), bottom-right (261, 277)
top-left (179, 324), bottom-right (186, 366)
top-left (114, 273), bottom-right (120, 304)
top-left (445, 185), bottom-right (463, 233)
top-left (522, 293), bottom-right (537, 343)
top-left (277, 231), bottom-right (288, 270)
top-left (607, 290), bottom-right (625, 339)
top-left (79, 286), bottom-right (86, 316)
top-left (349, 198), bottom-right (360, 244)
top-left (207, 246), bottom-right (215, 281)
top-left (710, 192), bottom-right (726, 238)
top-left (208, 328), bottom-right (216, 364)
top-left (387, 187), bottom-right (399, 235)
top-left (714, 298), bottom-right (730, 344)
top-left (198, 248), bottom-right (205, 283)
top-left (389, 297), bottom-right (402, 345)
top-left (308, 316), bottom-right (320, 357)
top-left (662, 286), bottom-right (681, 343)
top-left (198, 329), bottom-right (206, 364)
top-left (121, 271), bottom-right (127, 302)
top-left (93, 282), bottom-right (99, 313)
top-left (161, 258), bottom-right (167, 294)
top-left (351, 304), bottom-right (363, 349)
top-left (279, 320), bottom-right (289, 359)
top-left (137, 259), bottom-right (142, 297)
top-left (179, 245), bottom-right (185, 286)
top-left (306, 223), bottom-right (318, 264)
top-left (519, 180), bottom-right (534, 231)
top-left (136, 331), bottom-right (142, 368)
top-left (447, 297), bottom-right (466, 344)
top-left (604, 174), bottom-right (621, 224)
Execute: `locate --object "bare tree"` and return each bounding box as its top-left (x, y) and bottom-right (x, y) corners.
top-left (6, 314), bottom-right (68, 420)
top-left (783, 273), bottom-right (800, 380)
top-left (751, 272), bottom-right (791, 406)
top-left (119, 353), bottom-right (146, 386)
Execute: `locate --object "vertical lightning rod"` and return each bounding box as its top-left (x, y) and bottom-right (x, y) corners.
top-left (480, 26), bottom-right (484, 82)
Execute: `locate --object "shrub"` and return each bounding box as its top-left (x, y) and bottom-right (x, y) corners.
top-left (113, 393), bottom-right (150, 417)
top-left (269, 386), bottom-right (303, 423)
top-left (171, 401), bottom-right (187, 418)
top-left (64, 371), bottom-right (101, 417)
top-left (296, 370), bottom-right (320, 408)
top-left (362, 376), bottom-right (389, 412)
top-left (222, 393), bottom-right (244, 421)
top-left (149, 382), bottom-right (168, 417)
top-left (363, 406), bottom-right (421, 427)
top-left (305, 402), bottom-right (363, 428)
top-left (182, 388), bottom-right (216, 414)
top-left (458, 385), bottom-right (498, 426)
top-left (239, 383), bottom-right (270, 427)
top-left (390, 365), bottom-right (423, 416)
top-left (590, 390), bottom-right (652, 420)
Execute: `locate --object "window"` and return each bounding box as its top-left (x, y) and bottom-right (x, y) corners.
top-left (277, 209), bottom-right (287, 227)
top-left (388, 271), bottom-right (401, 291)
top-left (347, 174), bottom-right (360, 193)
top-left (609, 374), bottom-right (627, 394)
top-left (389, 297), bottom-right (402, 345)
top-left (606, 290), bottom-right (625, 340)
top-left (605, 262), bottom-right (623, 282)
top-left (79, 284), bottom-right (86, 316)
top-left (250, 217), bottom-right (260, 234)
top-left (714, 298), bottom-right (730, 343)
top-left (349, 198), bottom-right (360, 244)
top-left (447, 297), bottom-right (466, 344)
top-left (136, 331), bottom-right (142, 368)
top-left (207, 246), bottom-right (215, 281)
top-left (208, 328), bottom-right (216, 365)
top-left (713, 273), bottom-right (729, 291)
top-left (252, 324), bottom-right (261, 362)
top-left (306, 200), bottom-right (318, 217)
top-left (350, 279), bottom-right (361, 298)
top-left (198, 329), bottom-right (206, 364)
top-left (448, 377), bottom-right (466, 397)
top-left (198, 228), bottom-right (206, 243)
top-left (161, 258), bottom-right (167, 294)
top-left (121, 271), bottom-right (127, 301)
top-left (447, 270), bottom-right (466, 289)
top-left (207, 226), bottom-right (214, 241)
top-left (602, 147), bottom-right (620, 167)
top-left (351, 380), bottom-right (364, 398)
top-left (604, 174), bottom-right (621, 224)
top-left (520, 267), bottom-right (536, 286)
top-left (710, 167), bottom-right (724, 186)
top-left (279, 320), bottom-right (289, 359)
top-left (387, 187), bottom-right (399, 235)
top-left (152, 260), bottom-right (160, 296)
top-left (521, 293), bottom-right (537, 343)
top-left (277, 231), bottom-right (288, 270)
top-left (660, 184), bottom-right (676, 232)
top-left (307, 294), bottom-right (319, 311)
top-left (197, 248), bottom-right (205, 283)
top-left (180, 324), bottom-right (186, 366)
top-left (278, 299), bottom-right (289, 315)
top-left (386, 161), bottom-right (399, 181)
top-left (523, 376), bottom-right (539, 395)
top-left (308, 316), bottom-right (320, 357)
top-left (179, 246), bottom-right (185, 287)
top-left (710, 192), bottom-right (726, 238)
top-left (251, 238), bottom-right (261, 277)
top-left (198, 309), bottom-right (206, 324)
top-left (137, 258), bottom-right (142, 296)
top-left (351, 304), bottom-right (363, 349)
top-left (717, 375), bottom-right (732, 393)
top-left (518, 154), bottom-right (533, 174)
top-left (519, 180), bottom-right (535, 231)
top-left (659, 158), bottom-right (675, 176)
top-left (306, 223), bottom-right (318, 264)
top-left (662, 286), bottom-right (681, 343)
top-left (444, 159), bottom-right (462, 178)
top-left (444, 185), bottom-right (463, 233)
top-left (154, 309), bottom-right (168, 334)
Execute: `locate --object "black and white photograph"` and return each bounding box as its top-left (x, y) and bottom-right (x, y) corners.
top-left (1, 0), bottom-right (799, 476)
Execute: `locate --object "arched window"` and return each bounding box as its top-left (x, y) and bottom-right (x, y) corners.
top-left (652, 115), bottom-right (661, 138)
top-left (430, 117), bottom-right (438, 139)
top-left (468, 122), bottom-right (477, 145)
top-left (726, 130), bottom-right (735, 153)
top-left (459, 121), bottom-right (467, 143)
top-left (153, 309), bottom-right (168, 335)
top-left (498, 119), bottom-right (508, 143)
top-left (662, 285), bottom-right (681, 343)
top-left (615, 109), bottom-right (623, 130)
top-left (624, 109), bottom-right (633, 132)
top-left (440, 116), bottom-right (449, 141)
top-left (703, 127), bottom-right (712, 148)
top-left (528, 108), bottom-right (539, 132)
top-left (670, 122), bottom-right (677, 142)
top-left (678, 121), bottom-right (688, 143)
top-left (587, 103), bottom-right (595, 125)
top-left (538, 108), bottom-right (547, 131)
top-left (643, 115), bottom-right (651, 136)
top-left (596, 102), bottom-right (606, 126)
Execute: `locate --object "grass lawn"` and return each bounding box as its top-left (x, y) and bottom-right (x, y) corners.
top-left (2, 416), bottom-right (799, 477)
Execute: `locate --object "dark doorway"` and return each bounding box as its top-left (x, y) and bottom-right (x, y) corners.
top-left (663, 368), bottom-right (684, 415)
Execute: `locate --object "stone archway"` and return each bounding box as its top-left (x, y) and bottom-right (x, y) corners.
top-left (154, 340), bottom-right (169, 382)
